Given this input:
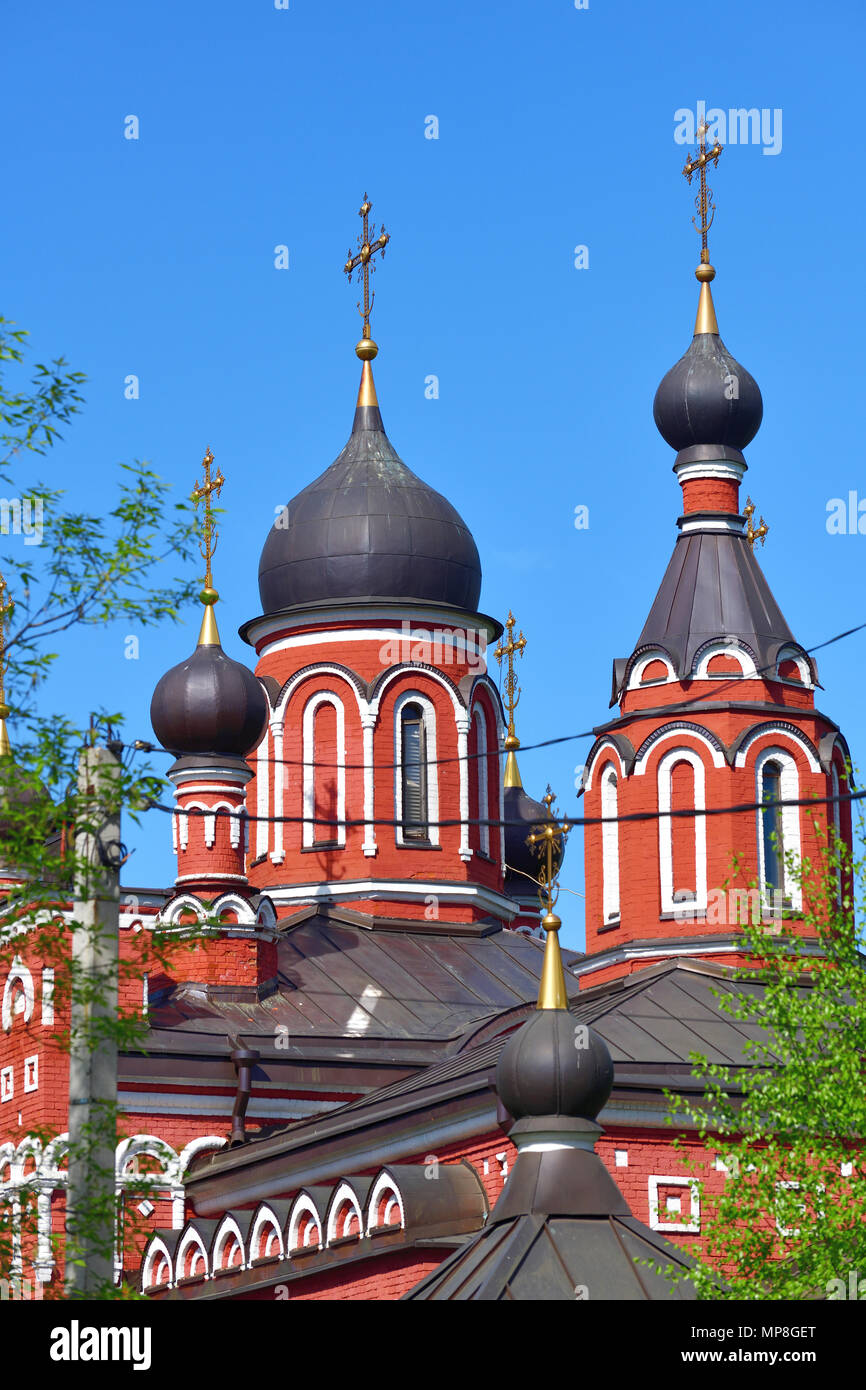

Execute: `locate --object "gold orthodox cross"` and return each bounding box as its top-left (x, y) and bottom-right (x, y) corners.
top-left (744, 495), bottom-right (769, 549)
top-left (494, 611), bottom-right (527, 786)
top-left (683, 119), bottom-right (723, 264)
top-left (527, 788), bottom-right (572, 1008)
top-left (494, 611), bottom-right (526, 748)
top-left (343, 194), bottom-right (389, 338)
top-left (192, 447), bottom-right (225, 591)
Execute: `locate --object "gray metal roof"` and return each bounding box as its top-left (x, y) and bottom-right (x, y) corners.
top-left (627, 529), bottom-right (805, 685)
top-left (403, 1211), bottom-right (697, 1300)
top-left (149, 912), bottom-right (581, 1047)
top-left (257, 402), bottom-right (482, 614)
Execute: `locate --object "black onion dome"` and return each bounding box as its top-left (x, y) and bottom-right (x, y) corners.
top-left (497, 1010), bottom-right (614, 1122)
top-left (503, 784), bottom-right (565, 884)
top-left (150, 642), bottom-right (268, 758)
top-left (258, 402), bottom-right (482, 615)
top-left (653, 332), bottom-right (763, 453)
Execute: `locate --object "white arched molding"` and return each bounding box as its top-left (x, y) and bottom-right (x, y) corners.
top-left (393, 690), bottom-right (441, 848)
top-left (754, 746), bottom-right (802, 910)
top-left (176, 1225), bottom-right (210, 1282)
top-left (2, 956), bottom-right (35, 1032)
top-left (287, 1193), bottom-right (323, 1251)
top-left (212, 1214), bottom-right (246, 1273)
top-left (693, 640), bottom-right (758, 680)
top-left (249, 1205), bottom-right (285, 1262)
top-left (269, 719), bottom-right (285, 865)
top-left (142, 1236), bottom-right (174, 1291)
top-left (635, 728), bottom-right (726, 776)
top-left (472, 705), bottom-right (490, 856)
top-left (628, 651), bottom-right (675, 689)
top-left (255, 724), bottom-right (270, 860)
top-left (775, 645), bottom-right (813, 687)
top-left (326, 1181), bottom-right (364, 1244)
top-left (366, 1170), bottom-right (405, 1233)
top-left (584, 742), bottom-right (626, 793)
top-left (657, 748), bottom-right (708, 915)
top-left (176, 1135), bottom-right (226, 1229)
top-left (734, 725), bottom-right (821, 776)
top-left (600, 764), bottom-right (621, 925)
top-left (374, 666), bottom-right (468, 856)
top-left (302, 691), bottom-right (346, 848)
top-left (178, 800), bottom-right (244, 850)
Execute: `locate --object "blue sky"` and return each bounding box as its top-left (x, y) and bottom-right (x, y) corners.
top-left (3, 0), bottom-right (863, 950)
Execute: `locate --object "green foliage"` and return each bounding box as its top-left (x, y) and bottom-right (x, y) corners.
top-left (0, 316), bottom-right (199, 704)
top-left (0, 317), bottom-right (206, 1298)
top-left (658, 817), bottom-right (866, 1300)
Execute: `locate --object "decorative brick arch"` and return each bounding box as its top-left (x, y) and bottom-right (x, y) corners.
top-left (326, 1181), bottom-right (364, 1243)
top-left (142, 1236), bottom-right (174, 1290)
top-left (175, 1224), bottom-right (210, 1282)
top-left (248, 1204), bottom-right (285, 1262)
top-left (211, 1214), bottom-right (246, 1273)
top-left (634, 723), bottom-right (726, 774)
top-left (657, 747), bottom-right (708, 915)
top-left (2, 956), bottom-right (35, 1032)
top-left (287, 1192), bottom-right (323, 1251)
top-left (366, 1169), bottom-right (405, 1233)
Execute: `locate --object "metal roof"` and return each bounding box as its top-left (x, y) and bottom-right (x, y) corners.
top-left (148, 912), bottom-right (581, 1046)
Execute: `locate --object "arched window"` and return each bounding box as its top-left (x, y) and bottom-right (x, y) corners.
top-left (670, 760), bottom-right (697, 901)
top-left (755, 748), bottom-right (801, 910)
top-left (657, 748), bottom-right (707, 915)
top-left (601, 765), bottom-right (620, 925)
top-left (472, 706), bottom-right (490, 856)
top-left (302, 693), bottom-right (346, 849)
top-left (761, 760), bottom-right (784, 893)
top-left (401, 703), bottom-right (428, 840)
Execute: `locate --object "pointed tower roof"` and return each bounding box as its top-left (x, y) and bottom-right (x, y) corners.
top-left (614, 121), bottom-right (813, 699)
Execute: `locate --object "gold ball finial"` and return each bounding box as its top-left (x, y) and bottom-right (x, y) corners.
top-left (695, 262), bottom-right (716, 283)
top-left (200, 587), bottom-right (219, 606)
top-left (356, 336), bottom-right (379, 361)
top-left (541, 910), bottom-right (561, 933)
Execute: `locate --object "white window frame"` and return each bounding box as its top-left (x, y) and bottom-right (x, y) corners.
top-left (302, 692), bottom-right (346, 849)
top-left (755, 746), bottom-right (802, 910)
top-left (657, 748), bottom-right (708, 915)
top-left (394, 691), bottom-right (439, 847)
top-left (472, 705), bottom-right (490, 856)
top-left (600, 764), bottom-right (620, 924)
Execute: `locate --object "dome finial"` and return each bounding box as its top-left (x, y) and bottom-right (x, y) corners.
top-left (682, 118), bottom-right (723, 335)
top-left (494, 610), bottom-right (527, 789)
top-left (527, 788), bottom-right (571, 1010)
top-left (191, 446), bottom-right (225, 648)
top-left (343, 193), bottom-right (389, 409)
top-left (0, 574), bottom-right (14, 757)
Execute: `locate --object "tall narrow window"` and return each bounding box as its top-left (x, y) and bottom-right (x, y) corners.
top-left (401, 704), bottom-right (428, 840)
top-left (601, 765), bottom-right (620, 924)
top-left (472, 707), bottom-right (490, 856)
top-left (313, 702), bottom-right (338, 846)
top-left (761, 760), bottom-right (784, 893)
top-left (670, 760), bottom-right (697, 902)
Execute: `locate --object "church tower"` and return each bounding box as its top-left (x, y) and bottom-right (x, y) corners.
top-left (240, 197), bottom-right (515, 928)
top-left (580, 127), bottom-right (852, 986)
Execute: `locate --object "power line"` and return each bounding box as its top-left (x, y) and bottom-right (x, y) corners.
top-left (128, 613), bottom-right (866, 776)
top-left (145, 783), bottom-right (865, 833)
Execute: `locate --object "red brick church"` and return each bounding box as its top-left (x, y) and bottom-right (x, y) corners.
top-left (0, 164), bottom-right (852, 1299)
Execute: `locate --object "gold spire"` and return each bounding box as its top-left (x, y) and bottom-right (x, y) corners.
top-left (0, 575), bottom-right (13, 757)
top-left (527, 788), bottom-right (571, 1010)
top-left (744, 495), bottom-right (769, 549)
top-left (343, 193), bottom-right (389, 406)
top-left (191, 447), bottom-right (225, 647)
top-left (683, 119), bottom-right (723, 336)
top-left (494, 611), bottom-right (527, 789)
